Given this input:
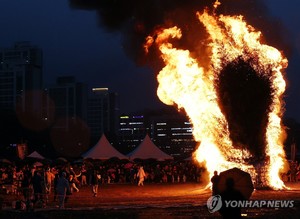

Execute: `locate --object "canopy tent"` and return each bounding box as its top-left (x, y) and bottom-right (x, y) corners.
top-left (184, 156), bottom-right (193, 161)
top-left (82, 134), bottom-right (128, 160)
top-left (127, 134), bottom-right (173, 161)
top-left (27, 151), bottom-right (45, 160)
top-left (0, 158), bottom-right (12, 165)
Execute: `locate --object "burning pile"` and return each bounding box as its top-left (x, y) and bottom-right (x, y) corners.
top-left (145, 4), bottom-right (288, 189)
top-left (69, 0), bottom-right (289, 189)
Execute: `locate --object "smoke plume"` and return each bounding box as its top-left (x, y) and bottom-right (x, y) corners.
top-left (69, 0), bottom-right (290, 68)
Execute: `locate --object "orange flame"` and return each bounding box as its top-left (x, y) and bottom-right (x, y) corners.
top-left (145, 7), bottom-right (288, 189)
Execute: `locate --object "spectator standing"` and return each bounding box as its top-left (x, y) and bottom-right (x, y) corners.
top-left (56, 172), bottom-right (71, 209)
top-left (21, 166), bottom-right (32, 203)
top-left (31, 171), bottom-right (43, 203)
top-left (219, 178), bottom-right (245, 219)
top-left (69, 175), bottom-right (79, 193)
top-left (137, 166), bottom-right (146, 186)
top-left (44, 168), bottom-right (55, 203)
top-left (30, 165), bottom-right (36, 177)
top-left (81, 165), bottom-right (87, 186)
top-left (53, 171), bottom-right (60, 202)
top-left (291, 161), bottom-right (298, 182)
top-left (211, 170), bottom-right (220, 196)
top-left (44, 168), bottom-right (54, 193)
top-left (91, 169), bottom-right (101, 197)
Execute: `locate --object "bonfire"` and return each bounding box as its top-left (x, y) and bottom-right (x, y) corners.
top-left (144, 0), bottom-right (288, 190)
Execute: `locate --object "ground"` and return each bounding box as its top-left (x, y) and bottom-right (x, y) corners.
top-left (1, 182), bottom-right (300, 218)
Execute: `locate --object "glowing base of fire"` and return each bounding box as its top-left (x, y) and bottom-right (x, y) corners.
top-left (193, 142), bottom-right (288, 190)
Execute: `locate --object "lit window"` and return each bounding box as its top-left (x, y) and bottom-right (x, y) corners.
top-left (157, 134), bottom-right (166, 137)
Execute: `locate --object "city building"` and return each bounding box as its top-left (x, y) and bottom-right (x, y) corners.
top-left (45, 76), bottom-right (88, 130)
top-left (118, 114), bottom-right (148, 154)
top-left (118, 108), bottom-right (196, 159)
top-left (87, 88), bottom-right (120, 146)
top-left (150, 113), bottom-right (196, 159)
top-left (0, 41), bottom-right (43, 114)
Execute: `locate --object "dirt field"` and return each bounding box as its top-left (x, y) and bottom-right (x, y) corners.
top-left (1, 182), bottom-right (300, 218)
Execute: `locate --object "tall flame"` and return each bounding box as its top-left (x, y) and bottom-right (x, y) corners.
top-left (145, 8), bottom-right (288, 189)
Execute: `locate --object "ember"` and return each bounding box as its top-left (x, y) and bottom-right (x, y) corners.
top-left (144, 1), bottom-right (288, 189)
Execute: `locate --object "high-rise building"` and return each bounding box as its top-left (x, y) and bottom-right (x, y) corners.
top-left (150, 113), bottom-right (196, 159)
top-left (45, 76), bottom-right (88, 130)
top-left (0, 41), bottom-right (43, 114)
top-left (118, 114), bottom-right (148, 154)
top-left (87, 88), bottom-right (120, 145)
top-left (118, 108), bottom-right (196, 159)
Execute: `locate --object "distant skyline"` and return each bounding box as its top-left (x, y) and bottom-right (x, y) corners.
top-left (0, 0), bottom-right (164, 115)
top-left (1, 0), bottom-right (300, 120)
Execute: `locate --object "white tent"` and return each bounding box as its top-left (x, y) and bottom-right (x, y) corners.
top-left (27, 151), bottom-right (45, 160)
top-left (82, 134), bottom-right (128, 160)
top-left (127, 134), bottom-right (173, 161)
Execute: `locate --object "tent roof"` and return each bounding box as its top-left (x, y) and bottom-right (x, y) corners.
top-left (127, 134), bottom-right (173, 161)
top-left (82, 134), bottom-right (128, 160)
top-left (27, 151), bottom-right (45, 160)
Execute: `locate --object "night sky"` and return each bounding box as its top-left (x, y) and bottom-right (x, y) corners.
top-left (1, 0), bottom-right (300, 121)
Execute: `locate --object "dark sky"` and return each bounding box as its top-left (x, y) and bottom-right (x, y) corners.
top-left (1, 0), bottom-right (300, 121)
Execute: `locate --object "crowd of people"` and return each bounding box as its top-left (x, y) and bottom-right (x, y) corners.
top-left (0, 159), bottom-right (204, 210)
top-left (1, 158), bottom-right (299, 211)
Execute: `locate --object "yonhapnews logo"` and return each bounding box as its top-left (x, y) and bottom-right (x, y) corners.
top-left (207, 195), bottom-right (222, 213)
top-left (207, 195), bottom-right (295, 213)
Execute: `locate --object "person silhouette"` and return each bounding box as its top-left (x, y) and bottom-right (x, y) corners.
top-left (219, 177), bottom-right (245, 219)
top-left (211, 170), bottom-right (220, 195)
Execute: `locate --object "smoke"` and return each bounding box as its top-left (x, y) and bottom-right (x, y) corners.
top-left (69, 0), bottom-right (290, 69)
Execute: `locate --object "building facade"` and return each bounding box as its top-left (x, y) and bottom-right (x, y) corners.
top-left (118, 114), bottom-right (148, 154)
top-left (0, 41), bottom-right (43, 114)
top-left (118, 109), bottom-right (196, 159)
top-left (45, 76), bottom-right (88, 130)
top-left (150, 113), bottom-right (196, 159)
top-left (87, 88), bottom-right (120, 146)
